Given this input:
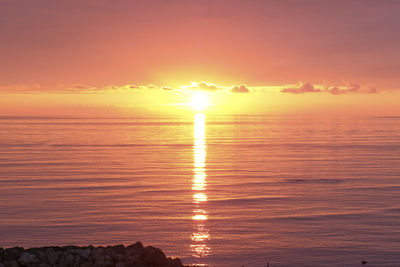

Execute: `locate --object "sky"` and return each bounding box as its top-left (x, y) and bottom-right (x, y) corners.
top-left (1, 0), bottom-right (399, 116)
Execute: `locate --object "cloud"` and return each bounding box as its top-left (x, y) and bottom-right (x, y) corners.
top-left (182, 82), bottom-right (251, 93)
top-left (0, 81), bottom-right (381, 96)
top-left (230, 85), bottom-right (250, 93)
top-left (198, 82), bottom-right (219, 91)
top-left (146, 84), bottom-right (159, 90)
top-left (0, 83), bottom-right (99, 94)
top-left (327, 87), bottom-right (343, 95)
top-left (95, 83), bottom-right (183, 92)
top-left (348, 83), bottom-right (360, 93)
top-left (104, 84), bottom-right (163, 91)
top-left (368, 87), bottom-right (378, 94)
top-left (184, 82), bottom-right (221, 91)
top-left (66, 84), bottom-right (98, 93)
top-left (326, 83), bottom-right (378, 95)
top-left (280, 82), bottom-right (379, 95)
top-left (0, 84), bottom-right (42, 93)
top-left (281, 82), bottom-right (321, 94)
top-left (69, 84), bottom-right (88, 90)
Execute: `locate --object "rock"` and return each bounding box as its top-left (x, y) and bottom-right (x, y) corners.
top-left (80, 261), bottom-right (92, 267)
top-left (1, 242), bottom-right (183, 267)
top-left (142, 246), bottom-right (167, 266)
top-left (62, 246), bottom-right (79, 251)
top-left (111, 245), bottom-right (125, 254)
top-left (112, 253), bottom-right (125, 262)
top-left (167, 258), bottom-right (183, 267)
top-left (93, 247), bottom-right (113, 267)
top-left (93, 254), bottom-right (105, 267)
top-left (126, 242), bottom-right (144, 254)
top-left (46, 249), bottom-right (58, 265)
top-left (3, 248), bottom-right (24, 261)
top-left (18, 252), bottom-right (39, 266)
top-left (93, 247), bottom-right (105, 260)
top-left (115, 262), bottom-right (125, 267)
top-left (65, 253), bottom-right (76, 265)
top-left (94, 254), bottom-right (113, 267)
top-left (57, 254), bottom-right (66, 267)
top-left (26, 248), bottom-right (41, 257)
top-left (3, 260), bottom-right (20, 267)
top-left (110, 245), bottom-right (125, 262)
top-left (65, 253), bottom-right (81, 267)
top-left (78, 248), bottom-right (92, 261)
top-left (126, 254), bottom-right (141, 266)
top-left (37, 251), bottom-right (47, 263)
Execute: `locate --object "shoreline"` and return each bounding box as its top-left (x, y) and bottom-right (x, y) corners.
top-left (0, 242), bottom-right (185, 267)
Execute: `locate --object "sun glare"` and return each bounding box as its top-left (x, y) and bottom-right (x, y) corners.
top-left (191, 92), bottom-right (209, 111)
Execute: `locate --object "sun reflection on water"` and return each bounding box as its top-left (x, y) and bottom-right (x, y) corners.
top-left (191, 113), bottom-right (211, 259)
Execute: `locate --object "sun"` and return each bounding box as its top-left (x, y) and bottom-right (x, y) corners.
top-left (191, 91), bottom-right (209, 111)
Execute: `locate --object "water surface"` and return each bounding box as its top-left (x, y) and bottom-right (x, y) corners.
top-left (1, 115), bottom-right (400, 266)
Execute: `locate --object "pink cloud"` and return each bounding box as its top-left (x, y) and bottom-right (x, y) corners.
top-left (231, 85), bottom-right (250, 93)
top-left (281, 82), bottom-right (321, 94)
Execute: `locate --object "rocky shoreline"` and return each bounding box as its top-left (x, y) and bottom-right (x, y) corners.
top-left (0, 242), bottom-right (184, 267)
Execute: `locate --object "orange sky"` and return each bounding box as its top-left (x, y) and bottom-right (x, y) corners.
top-left (1, 0), bottom-right (399, 116)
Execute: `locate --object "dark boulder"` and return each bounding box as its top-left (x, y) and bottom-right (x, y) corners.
top-left (142, 246), bottom-right (167, 266)
top-left (0, 243), bottom-right (183, 267)
top-left (2, 248), bottom-right (24, 262)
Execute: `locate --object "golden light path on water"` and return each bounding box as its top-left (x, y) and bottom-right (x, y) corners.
top-left (191, 113), bottom-right (211, 259)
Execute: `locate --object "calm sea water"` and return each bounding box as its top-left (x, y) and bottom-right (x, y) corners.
top-left (1, 115), bottom-right (400, 267)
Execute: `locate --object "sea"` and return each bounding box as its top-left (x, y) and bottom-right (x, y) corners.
top-left (0, 115), bottom-right (399, 267)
